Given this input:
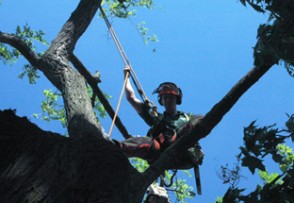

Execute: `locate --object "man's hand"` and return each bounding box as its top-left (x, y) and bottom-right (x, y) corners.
top-left (124, 65), bottom-right (131, 79)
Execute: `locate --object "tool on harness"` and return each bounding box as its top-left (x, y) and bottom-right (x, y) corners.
top-left (99, 6), bottom-right (158, 137)
top-left (145, 183), bottom-right (170, 203)
top-left (187, 144), bottom-right (203, 195)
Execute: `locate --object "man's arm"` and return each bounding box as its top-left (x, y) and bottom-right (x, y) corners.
top-left (124, 66), bottom-right (145, 113)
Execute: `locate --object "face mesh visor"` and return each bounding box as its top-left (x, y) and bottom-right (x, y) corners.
top-left (158, 85), bottom-right (179, 96)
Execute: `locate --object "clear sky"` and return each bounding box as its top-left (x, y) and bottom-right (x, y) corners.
top-left (1, 0), bottom-right (293, 202)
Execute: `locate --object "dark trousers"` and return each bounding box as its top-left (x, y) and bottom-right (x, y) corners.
top-left (118, 128), bottom-right (179, 162)
top-left (117, 118), bottom-right (199, 162)
top-left (118, 136), bottom-right (161, 162)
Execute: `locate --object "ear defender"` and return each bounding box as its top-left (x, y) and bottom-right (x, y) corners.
top-left (152, 82), bottom-right (183, 105)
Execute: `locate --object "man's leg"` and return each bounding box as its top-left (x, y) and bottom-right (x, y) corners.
top-left (117, 136), bottom-right (161, 162)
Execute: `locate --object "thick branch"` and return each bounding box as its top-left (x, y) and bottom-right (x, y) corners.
top-left (0, 32), bottom-right (40, 67)
top-left (69, 54), bottom-right (131, 139)
top-left (48, 0), bottom-right (102, 57)
top-left (35, 0), bottom-right (105, 139)
top-left (133, 63), bottom-right (274, 200)
top-left (201, 65), bottom-right (272, 132)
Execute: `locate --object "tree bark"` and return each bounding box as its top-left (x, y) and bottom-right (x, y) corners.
top-left (0, 32), bottom-right (40, 67)
top-left (0, 109), bottom-right (132, 203)
top-left (38, 0), bottom-right (104, 139)
top-left (69, 54), bottom-right (131, 139)
top-left (0, 0), bottom-right (105, 139)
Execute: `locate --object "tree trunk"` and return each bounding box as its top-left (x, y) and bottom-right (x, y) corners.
top-left (37, 0), bottom-right (104, 139)
top-left (39, 54), bottom-right (105, 139)
top-left (0, 110), bottom-right (132, 203)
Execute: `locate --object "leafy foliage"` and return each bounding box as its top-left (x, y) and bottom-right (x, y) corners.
top-left (15, 24), bottom-right (48, 49)
top-left (33, 89), bottom-right (66, 128)
top-left (258, 170), bottom-right (281, 184)
top-left (34, 88), bottom-right (110, 132)
top-left (0, 43), bottom-right (20, 64)
top-left (87, 86), bottom-right (110, 119)
top-left (170, 176), bottom-right (195, 203)
top-left (17, 64), bottom-right (40, 84)
top-left (100, 0), bottom-right (158, 45)
top-left (102, 0), bottom-right (154, 18)
top-left (239, 0), bottom-right (294, 76)
top-left (130, 158), bottom-right (149, 173)
top-left (218, 157), bottom-right (242, 187)
top-left (15, 24), bottom-right (48, 83)
top-left (217, 115), bottom-right (294, 203)
top-left (285, 113), bottom-right (294, 141)
top-left (0, 24), bottom-right (48, 83)
top-left (130, 158), bottom-right (194, 203)
top-left (137, 21), bottom-right (158, 44)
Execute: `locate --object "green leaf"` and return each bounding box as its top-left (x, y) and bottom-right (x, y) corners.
top-left (215, 197), bottom-right (223, 203)
top-left (17, 64), bottom-right (40, 84)
top-left (258, 170), bottom-right (279, 183)
top-left (130, 158), bottom-right (149, 172)
top-left (0, 43), bottom-right (20, 64)
top-left (38, 89), bottom-right (66, 128)
top-left (242, 156), bottom-right (265, 174)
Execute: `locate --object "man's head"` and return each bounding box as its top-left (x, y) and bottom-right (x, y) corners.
top-left (152, 82), bottom-right (183, 106)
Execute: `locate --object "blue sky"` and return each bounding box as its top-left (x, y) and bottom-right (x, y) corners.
top-left (1, 0), bottom-right (293, 202)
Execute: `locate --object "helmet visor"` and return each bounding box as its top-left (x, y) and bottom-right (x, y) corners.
top-left (153, 83), bottom-right (179, 96)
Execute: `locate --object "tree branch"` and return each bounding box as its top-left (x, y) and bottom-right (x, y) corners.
top-left (47, 0), bottom-right (103, 58)
top-left (200, 65), bottom-right (272, 133)
top-left (0, 31), bottom-right (40, 67)
top-left (133, 63), bottom-right (274, 201)
top-left (69, 54), bottom-right (131, 139)
top-left (35, 0), bottom-right (105, 139)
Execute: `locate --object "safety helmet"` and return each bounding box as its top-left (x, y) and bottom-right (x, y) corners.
top-left (152, 82), bottom-right (183, 105)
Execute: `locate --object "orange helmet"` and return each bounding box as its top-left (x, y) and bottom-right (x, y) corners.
top-left (152, 82), bottom-right (182, 105)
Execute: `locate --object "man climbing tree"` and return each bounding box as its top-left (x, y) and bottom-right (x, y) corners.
top-left (117, 66), bottom-right (204, 166)
top-left (0, 0), bottom-right (293, 202)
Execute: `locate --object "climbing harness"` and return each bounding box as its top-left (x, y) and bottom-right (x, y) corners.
top-left (99, 6), bottom-right (156, 138)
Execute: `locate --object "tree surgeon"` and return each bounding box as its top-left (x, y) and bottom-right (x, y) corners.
top-left (115, 66), bottom-right (204, 166)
